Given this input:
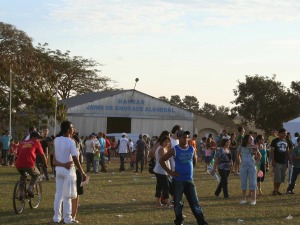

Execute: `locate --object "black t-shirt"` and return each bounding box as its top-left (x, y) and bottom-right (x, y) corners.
top-left (41, 136), bottom-right (53, 154)
top-left (271, 137), bottom-right (288, 164)
top-left (136, 139), bottom-right (146, 155)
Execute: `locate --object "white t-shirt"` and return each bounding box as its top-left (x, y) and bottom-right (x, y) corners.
top-left (129, 141), bottom-right (134, 152)
top-left (85, 139), bottom-right (95, 153)
top-left (93, 139), bottom-right (101, 149)
top-left (54, 136), bottom-right (77, 164)
top-left (118, 138), bottom-right (129, 153)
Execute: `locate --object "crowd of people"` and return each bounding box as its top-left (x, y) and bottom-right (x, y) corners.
top-left (0, 122), bottom-right (299, 225)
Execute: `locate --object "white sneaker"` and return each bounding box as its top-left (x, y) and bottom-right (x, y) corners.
top-left (240, 200), bottom-right (246, 205)
top-left (249, 201), bottom-right (256, 205)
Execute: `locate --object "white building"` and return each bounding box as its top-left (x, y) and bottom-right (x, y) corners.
top-left (59, 89), bottom-right (223, 138)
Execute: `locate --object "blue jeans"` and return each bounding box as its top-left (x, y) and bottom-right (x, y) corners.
top-left (100, 152), bottom-right (105, 169)
top-left (93, 159), bottom-right (99, 173)
top-left (172, 179), bottom-right (208, 225)
top-left (287, 167), bottom-right (300, 191)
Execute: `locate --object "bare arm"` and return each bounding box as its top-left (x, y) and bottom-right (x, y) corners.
top-left (72, 155), bottom-right (87, 181)
top-left (159, 148), bottom-right (179, 177)
top-left (271, 147), bottom-right (275, 166)
top-left (193, 147), bottom-right (197, 165)
top-left (53, 153), bottom-right (74, 169)
top-left (149, 142), bottom-right (160, 159)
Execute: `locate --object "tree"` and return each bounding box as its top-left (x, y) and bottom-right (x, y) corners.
top-left (158, 96), bottom-right (169, 102)
top-left (182, 95), bottom-right (199, 111)
top-left (0, 22), bottom-right (114, 135)
top-left (231, 75), bottom-right (299, 132)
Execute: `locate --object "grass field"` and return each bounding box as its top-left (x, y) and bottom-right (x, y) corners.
top-left (0, 158), bottom-right (299, 225)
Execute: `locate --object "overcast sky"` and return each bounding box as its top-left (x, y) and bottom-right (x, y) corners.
top-left (1, 0), bottom-right (300, 107)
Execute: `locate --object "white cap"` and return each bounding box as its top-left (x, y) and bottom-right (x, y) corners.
top-left (121, 132), bottom-right (127, 136)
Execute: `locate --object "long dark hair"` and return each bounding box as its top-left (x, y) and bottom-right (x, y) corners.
top-left (159, 135), bottom-right (171, 145)
top-left (57, 121), bottom-right (73, 137)
top-left (241, 134), bottom-right (251, 147)
top-left (157, 130), bottom-right (171, 142)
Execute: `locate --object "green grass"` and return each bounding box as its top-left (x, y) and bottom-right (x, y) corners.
top-left (1, 158), bottom-right (299, 225)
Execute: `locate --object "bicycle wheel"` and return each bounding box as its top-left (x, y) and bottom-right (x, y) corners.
top-left (29, 182), bottom-right (42, 209)
top-left (13, 182), bottom-right (25, 214)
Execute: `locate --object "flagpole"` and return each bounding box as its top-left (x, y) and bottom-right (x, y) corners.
top-left (54, 80), bottom-right (58, 136)
top-left (9, 65), bottom-right (12, 134)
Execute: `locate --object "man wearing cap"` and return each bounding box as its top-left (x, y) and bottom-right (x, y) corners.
top-left (15, 132), bottom-right (48, 197)
top-left (116, 133), bottom-right (129, 172)
top-left (160, 130), bottom-right (208, 225)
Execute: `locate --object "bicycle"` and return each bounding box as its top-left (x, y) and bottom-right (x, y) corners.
top-left (13, 173), bottom-right (42, 214)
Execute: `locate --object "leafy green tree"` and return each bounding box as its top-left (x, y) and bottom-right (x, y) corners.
top-left (0, 22), bottom-right (114, 135)
top-left (182, 95), bottom-right (199, 111)
top-left (158, 96), bottom-right (169, 102)
top-left (231, 75), bottom-right (299, 132)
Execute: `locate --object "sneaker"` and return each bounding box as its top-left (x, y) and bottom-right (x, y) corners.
top-left (63, 220), bottom-right (78, 224)
top-left (277, 191), bottom-right (283, 195)
top-left (286, 190), bottom-right (295, 194)
top-left (249, 201), bottom-right (256, 205)
top-left (240, 200), bottom-right (246, 205)
top-left (272, 191), bottom-right (278, 196)
top-left (27, 188), bottom-right (34, 198)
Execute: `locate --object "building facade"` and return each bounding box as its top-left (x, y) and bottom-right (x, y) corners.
top-left (59, 89), bottom-right (223, 138)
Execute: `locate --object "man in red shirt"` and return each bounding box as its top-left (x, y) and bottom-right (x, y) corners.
top-left (16, 131), bottom-right (48, 197)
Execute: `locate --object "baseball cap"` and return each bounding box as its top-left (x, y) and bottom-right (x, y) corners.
top-left (121, 132), bottom-right (127, 137)
top-left (177, 130), bottom-right (190, 137)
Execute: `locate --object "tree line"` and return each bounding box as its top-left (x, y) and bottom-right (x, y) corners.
top-left (1, 21), bottom-right (300, 136)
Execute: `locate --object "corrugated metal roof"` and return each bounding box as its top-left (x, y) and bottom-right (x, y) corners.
top-left (59, 89), bottom-right (128, 108)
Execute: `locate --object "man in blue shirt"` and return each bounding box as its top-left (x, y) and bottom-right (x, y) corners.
top-left (1, 130), bottom-right (12, 166)
top-left (160, 130), bottom-right (208, 225)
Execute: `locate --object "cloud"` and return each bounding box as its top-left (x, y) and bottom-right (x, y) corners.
top-left (46, 0), bottom-right (300, 35)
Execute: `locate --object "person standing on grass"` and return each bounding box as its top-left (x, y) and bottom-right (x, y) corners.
top-left (238, 134), bottom-right (261, 205)
top-left (153, 135), bottom-right (172, 208)
top-left (1, 130), bottom-right (12, 166)
top-left (135, 134), bottom-right (146, 173)
top-left (85, 134), bottom-right (95, 173)
top-left (256, 135), bottom-right (267, 195)
top-left (116, 133), bottom-right (129, 172)
top-left (98, 132), bottom-right (106, 172)
top-left (160, 130), bottom-right (208, 225)
top-left (235, 126), bottom-right (245, 175)
top-left (212, 138), bottom-right (232, 199)
top-left (229, 133), bottom-right (237, 173)
top-left (270, 128), bottom-right (291, 196)
top-left (286, 137), bottom-right (300, 194)
top-left (53, 120), bottom-right (87, 224)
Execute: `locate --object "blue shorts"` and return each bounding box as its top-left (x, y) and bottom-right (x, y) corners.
top-left (240, 164), bottom-right (257, 190)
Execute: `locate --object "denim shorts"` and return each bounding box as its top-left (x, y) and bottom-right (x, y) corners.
top-left (240, 164), bottom-right (257, 190)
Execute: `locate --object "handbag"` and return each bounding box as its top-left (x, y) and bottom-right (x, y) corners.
top-left (63, 168), bottom-right (77, 199)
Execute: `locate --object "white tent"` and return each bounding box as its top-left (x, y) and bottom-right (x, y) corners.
top-left (283, 117), bottom-right (300, 135)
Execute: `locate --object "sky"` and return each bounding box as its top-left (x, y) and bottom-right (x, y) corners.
top-left (1, 0), bottom-right (300, 108)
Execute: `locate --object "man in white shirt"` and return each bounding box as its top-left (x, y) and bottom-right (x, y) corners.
top-left (116, 133), bottom-right (129, 172)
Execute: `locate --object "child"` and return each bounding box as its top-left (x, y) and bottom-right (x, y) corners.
top-left (130, 149), bottom-right (136, 170)
top-left (256, 135), bottom-right (267, 195)
top-left (93, 150), bottom-right (100, 173)
top-left (286, 137), bottom-right (300, 194)
top-left (8, 139), bottom-right (18, 166)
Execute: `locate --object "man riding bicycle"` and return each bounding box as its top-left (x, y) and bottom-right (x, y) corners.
top-left (15, 131), bottom-right (48, 197)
